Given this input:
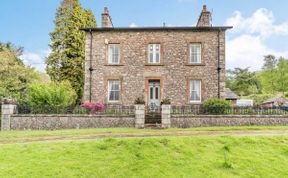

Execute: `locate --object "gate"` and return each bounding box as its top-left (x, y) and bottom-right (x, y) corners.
top-left (145, 103), bottom-right (161, 125)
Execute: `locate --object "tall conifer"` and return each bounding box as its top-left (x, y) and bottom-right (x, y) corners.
top-left (46, 0), bottom-right (96, 102)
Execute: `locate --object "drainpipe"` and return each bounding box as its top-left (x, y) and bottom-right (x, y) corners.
top-left (89, 29), bottom-right (93, 102)
top-left (217, 29), bottom-right (221, 99)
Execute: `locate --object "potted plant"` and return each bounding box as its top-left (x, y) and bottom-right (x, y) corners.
top-left (161, 98), bottom-right (171, 105)
top-left (134, 96), bottom-right (145, 105)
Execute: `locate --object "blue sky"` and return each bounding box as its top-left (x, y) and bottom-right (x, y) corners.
top-left (1, 0), bottom-right (288, 72)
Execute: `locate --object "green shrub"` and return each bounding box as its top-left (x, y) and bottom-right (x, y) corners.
top-left (73, 106), bottom-right (88, 114)
top-left (25, 81), bottom-right (77, 106)
top-left (202, 98), bottom-right (231, 115)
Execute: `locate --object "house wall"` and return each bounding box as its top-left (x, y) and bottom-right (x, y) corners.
top-left (83, 30), bottom-right (226, 105)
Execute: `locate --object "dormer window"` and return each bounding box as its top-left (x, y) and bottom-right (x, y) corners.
top-left (148, 44), bottom-right (160, 64)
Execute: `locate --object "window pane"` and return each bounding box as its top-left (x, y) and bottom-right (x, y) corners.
top-left (114, 91), bottom-right (119, 101)
top-left (150, 53), bottom-right (154, 63)
top-left (150, 88), bottom-right (153, 99)
top-left (190, 80), bottom-right (201, 102)
top-left (156, 53), bottom-right (160, 63)
top-left (190, 44), bottom-right (201, 63)
top-left (109, 80), bottom-right (120, 101)
top-left (109, 44), bottom-right (119, 64)
top-left (155, 87), bottom-right (159, 99)
top-left (148, 44), bottom-right (160, 64)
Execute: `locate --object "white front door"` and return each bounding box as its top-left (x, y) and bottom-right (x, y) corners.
top-left (148, 81), bottom-right (160, 107)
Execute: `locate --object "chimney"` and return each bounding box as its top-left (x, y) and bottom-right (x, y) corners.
top-left (102, 7), bottom-right (113, 28)
top-left (196, 5), bottom-right (212, 27)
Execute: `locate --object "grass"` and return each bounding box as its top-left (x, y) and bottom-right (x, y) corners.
top-left (0, 135), bottom-right (288, 177)
top-left (0, 126), bottom-right (288, 144)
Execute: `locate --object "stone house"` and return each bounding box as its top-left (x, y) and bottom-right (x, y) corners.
top-left (81, 6), bottom-right (232, 106)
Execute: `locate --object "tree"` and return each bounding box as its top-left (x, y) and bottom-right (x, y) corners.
top-left (259, 55), bottom-right (278, 94)
top-left (0, 43), bottom-right (41, 102)
top-left (26, 81), bottom-right (77, 106)
top-left (262, 55), bottom-right (278, 71)
top-left (46, 0), bottom-right (96, 103)
top-left (226, 68), bottom-right (261, 97)
top-left (275, 57), bottom-right (288, 95)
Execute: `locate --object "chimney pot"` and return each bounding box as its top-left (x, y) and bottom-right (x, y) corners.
top-left (104, 7), bottom-right (109, 14)
top-left (202, 5), bottom-right (207, 12)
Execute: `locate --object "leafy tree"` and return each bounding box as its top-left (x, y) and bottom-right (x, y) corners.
top-left (46, 0), bottom-right (96, 103)
top-left (275, 57), bottom-right (288, 95)
top-left (259, 56), bottom-right (288, 96)
top-left (259, 55), bottom-right (278, 94)
top-left (262, 55), bottom-right (278, 71)
top-left (226, 68), bottom-right (261, 96)
top-left (26, 81), bottom-right (77, 106)
top-left (0, 43), bottom-right (41, 102)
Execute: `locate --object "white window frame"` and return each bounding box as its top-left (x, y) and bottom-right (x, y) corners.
top-left (108, 80), bottom-right (120, 102)
top-left (148, 44), bottom-right (161, 64)
top-left (190, 43), bottom-right (202, 64)
top-left (190, 80), bottom-right (201, 103)
top-left (108, 44), bottom-right (120, 64)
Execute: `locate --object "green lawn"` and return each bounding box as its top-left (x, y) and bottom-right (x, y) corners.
top-left (0, 135), bottom-right (288, 177)
top-left (0, 126), bottom-right (288, 144)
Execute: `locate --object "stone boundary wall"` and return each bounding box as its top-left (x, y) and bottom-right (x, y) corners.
top-left (10, 114), bottom-right (135, 130)
top-left (171, 115), bottom-right (288, 128)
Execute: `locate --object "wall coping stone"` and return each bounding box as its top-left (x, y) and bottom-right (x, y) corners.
top-left (12, 114), bottom-right (135, 118)
top-left (172, 115), bottom-right (288, 118)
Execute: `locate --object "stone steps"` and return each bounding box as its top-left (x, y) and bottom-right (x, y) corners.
top-left (145, 113), bottom-right (161, 124)
top-left (144, 123), bottom-right (162, 129)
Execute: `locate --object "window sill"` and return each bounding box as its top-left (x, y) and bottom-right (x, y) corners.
top-left (107, 101), bottom-right (121, 104)
top-left (189, 101), bottom-right (202, 105)
top-left (185, 63), bottom-right (205, 66)
top-left (104, 64), bottom-right (124, 66)
top-left (144, 64), bottom-right (164, 66)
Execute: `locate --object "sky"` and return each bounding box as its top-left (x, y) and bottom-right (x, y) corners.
top-left (1, 0), bottom-right (288, 72)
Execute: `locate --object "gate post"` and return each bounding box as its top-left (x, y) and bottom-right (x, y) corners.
top-left (161, 105), bottom-right (171, 128)
top-left (135, 105), bottom-right (145, 128)
top-left (1, 103), bottom-right (17, 131)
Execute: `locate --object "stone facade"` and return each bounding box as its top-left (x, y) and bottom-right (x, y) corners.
top-left (171, 115), bottom-right (288, 128)
top-left (82, 6), bottom-right (231, 106)
top-left (10, 115), bottom-right (135, 130)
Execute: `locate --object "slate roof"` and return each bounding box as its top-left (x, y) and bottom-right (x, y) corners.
top-left (262, 97), bottom-right (288, 104)
top-left (224, 88), bottom-right (239, 100)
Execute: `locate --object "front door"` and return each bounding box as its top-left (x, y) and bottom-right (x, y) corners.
top-left (148, 80), bottom-right (160, 109)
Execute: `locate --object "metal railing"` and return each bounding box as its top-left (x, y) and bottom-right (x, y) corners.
top-left (171, 105), bottom-right (288, 115)
top-left (17, 104), bottom-right (135, 116)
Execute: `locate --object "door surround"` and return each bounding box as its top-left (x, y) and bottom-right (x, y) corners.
top-left (145, 77), bottom-right (163, 106)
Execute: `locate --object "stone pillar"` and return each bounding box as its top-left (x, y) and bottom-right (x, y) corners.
top-left (1, 104), bottom-right (17, 131)
top-left (135, 105), bottom-right (145, 128)
top-left (161, 105), bottom-right (171, 128)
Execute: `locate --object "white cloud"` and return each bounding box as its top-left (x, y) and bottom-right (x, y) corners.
top-left (225, 8), bottom-right (288, 71)
top-left (20, 49), bottom-right (50, 72)
top-left (129, 23), bottom-right (138, 28)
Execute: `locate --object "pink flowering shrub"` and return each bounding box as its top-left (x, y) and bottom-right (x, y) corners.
top-left (80, 102), bottom-right (105, 114)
